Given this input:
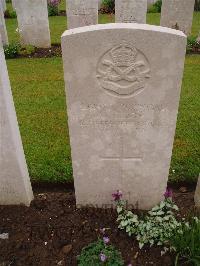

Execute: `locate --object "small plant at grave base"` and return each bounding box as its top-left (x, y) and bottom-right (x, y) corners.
top-left (148, 0), bottom-right (162, 13)
top-left (170, 217), bottom-right (200, 266)
top-left (195, 0), bottom-right (200, 11)
top-left (4, 43), bottom-right (20, 59)
top-left (102, 0), bottom-right (115, 13)
top-left (187, 36), bottom-right (200, 53)
top-left (48, 0), bottom-right (61, 16)
top-left (77, 232), bottom-right (124, 266)
top-left (113, 188), bottom-right (182, 249)
top-left (19, 45), bottom-right (36, 57)
top-left (4, 9), bottom-right (17, 18)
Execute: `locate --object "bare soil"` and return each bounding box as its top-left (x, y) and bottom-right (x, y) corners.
top-left (0, 183), bottom-right (195, 266)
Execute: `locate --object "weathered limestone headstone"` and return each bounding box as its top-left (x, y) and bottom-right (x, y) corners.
top-left (67, 0), bottom-right (98, 29)
top-left (62, 23), bottom-right (186, 210)
top-left (0, 0), bottom-right (8, 45)
top-left (13, 0), bottom-right (51, 48)
top-left (11, 0), bottom-right (16, 10)
top-left (160, 0), bottom-right (195, 36)
top-left (115, 0), bottom-right (147, 23)
top-left (195, 175), bottom-right (200, 209)
top-left (1, 0), bottom-right (6, 12)
top-left (147, 0), bottom-right (157, 7)
top-left (0, 35), bottom-right (33, 206)
top-left (98, 0), bottom-right (102, 10)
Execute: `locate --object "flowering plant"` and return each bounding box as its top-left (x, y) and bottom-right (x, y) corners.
top-left (114, 188), bottom-right (182, 249)
top-left (77, 229), bottom-right (123, 265)
top-left (47, 0), bottom-right (61, 16)
top-left (48, 0), bottom-right (60, 6)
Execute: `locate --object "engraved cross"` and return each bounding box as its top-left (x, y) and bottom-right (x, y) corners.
top-left (100, 134), bottom-right (142, 183)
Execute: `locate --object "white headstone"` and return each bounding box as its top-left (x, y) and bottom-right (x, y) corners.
top-left (0, 0), bottom-right (8, 45)
top-left (98, 0), bottom-right (102, 10)
top-left (67, 0), bottom-right (98, 29)
top-left (115, 0), bottom-right (147, 23)
top-left (13, 0), bottom-right (51, 48)
top-left (61, 23), bottom-right (186, 210)
top-left (11, 0), bottom-right (16, 10)
top-left (195, 175), bottom-right (200, 209)
top-left (1, 0), bottom-right (6, 11)
top-left (0, 35), bottom-right (33, 206)
top-left (147, 0), bottom-right (157, 7)
top-left (160, 0), bottom-right (195, 36)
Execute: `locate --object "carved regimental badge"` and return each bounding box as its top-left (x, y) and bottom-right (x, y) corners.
top-left (96, 42), bottom-right (150, 97)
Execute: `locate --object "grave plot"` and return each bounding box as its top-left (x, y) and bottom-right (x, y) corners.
top-left (0, 1), bottom-right (200, 265)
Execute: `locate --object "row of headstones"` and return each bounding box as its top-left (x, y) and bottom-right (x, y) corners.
top-left (0, 0), bottom-right (196, 48)
top-left (0, 1), bottom-right (199, 209)
top-left (68, 0), bottom-right (195, 36)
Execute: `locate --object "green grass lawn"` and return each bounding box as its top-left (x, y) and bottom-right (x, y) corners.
top-left (5, 14), bottom-right (115, 45)
top-left (6, 2), bottom-right (13, 13)
top-left (7, 55), bottom-right (200, 183)
top-left (59, 0), bottom-right (66, 11)
top-left (7, 58), bottom-right (72, 183)
top-left (5, 12), bottom-right (200, 45)
top-left (4, 6), bottom-right (200, 183)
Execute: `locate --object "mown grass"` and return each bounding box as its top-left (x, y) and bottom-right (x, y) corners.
top-left (4, 2), bottom-right (200, 183)
top-left (59, 0), bottom-right (66, 11)
top-left (7, 58), bottom-right (72, 183)
top-left (170, 55), bottom-right (200, 182)
top-left (7, 56), bottom-right (200, 183)
top-left (5, 12), bottom-right (200, 45)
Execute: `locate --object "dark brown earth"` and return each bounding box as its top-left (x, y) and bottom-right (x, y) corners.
top-left (18, 44), bottom-right (62, 59)
top-left (0, 183), bottom-right (196, 266)
top-left (12, 44), bottom-right (200, 60)
top-left (10, 39), bottom-right (199, 60)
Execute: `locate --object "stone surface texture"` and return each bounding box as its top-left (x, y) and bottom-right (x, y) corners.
top-left (67, 0), bottom-right (98, 29)
top-left (13, 0), bottom-right (50, 48)
top-left (11, 0), bottom-right (16, 10)
top-left (147, 0), bottom-right (157, 7)
top-left (0, 0), bottom-right (8, 45)
top-left (115, 0), bottom-right (147, 23)
top-left (1, 0), bottom-right (6, 11)
top-left (160, 0), bottom-right (195, 36)
top-left (0, 35), bottom-right (33, 206)
top-left (98, 0), bottom-right (102, 9)
top-left (195, 175), bottom-right (200, 208)
top-left (62, 23), bottom-right (186, 210)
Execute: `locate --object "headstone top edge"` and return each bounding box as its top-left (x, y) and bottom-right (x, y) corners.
top-left (62, 23), bottom-right (187, 39)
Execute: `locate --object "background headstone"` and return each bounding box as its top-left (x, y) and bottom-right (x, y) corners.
top-left (115, 0), bottom-right (147, 23)
top-left (195, 174), bottom-right (200, 208)
top-left (0, 35), bottom-right (33, 206)
top-left (160, 0), bottom-right (195, 36)
top-left (11, 0), bottom-right (16, 10)
top-left (13, 0), bottom-right (51, 48)
top-left (67, 0), bottom-right (98, 29)
top-left (0, 0), bottom-right (8, 45)
top-left (98, 0), bottom-right (102, 10)
top-left (147, 0), bottom-right (157, 7)
top-left (62, 23), bottom-right (186, 210)
top-left (1, 0), bottom-right (6, 11)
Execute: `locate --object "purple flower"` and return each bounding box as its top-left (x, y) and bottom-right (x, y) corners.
top-left (112, 190), bottom-right (123, 201)
top-left (48, 0), bottom-right (60, 7)
top-left (164, 188), bottom-right (173, 198)
top-left (103, 236), bottom-right (110, 244)
top-left (100, 253), bottom-right (107, 262)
